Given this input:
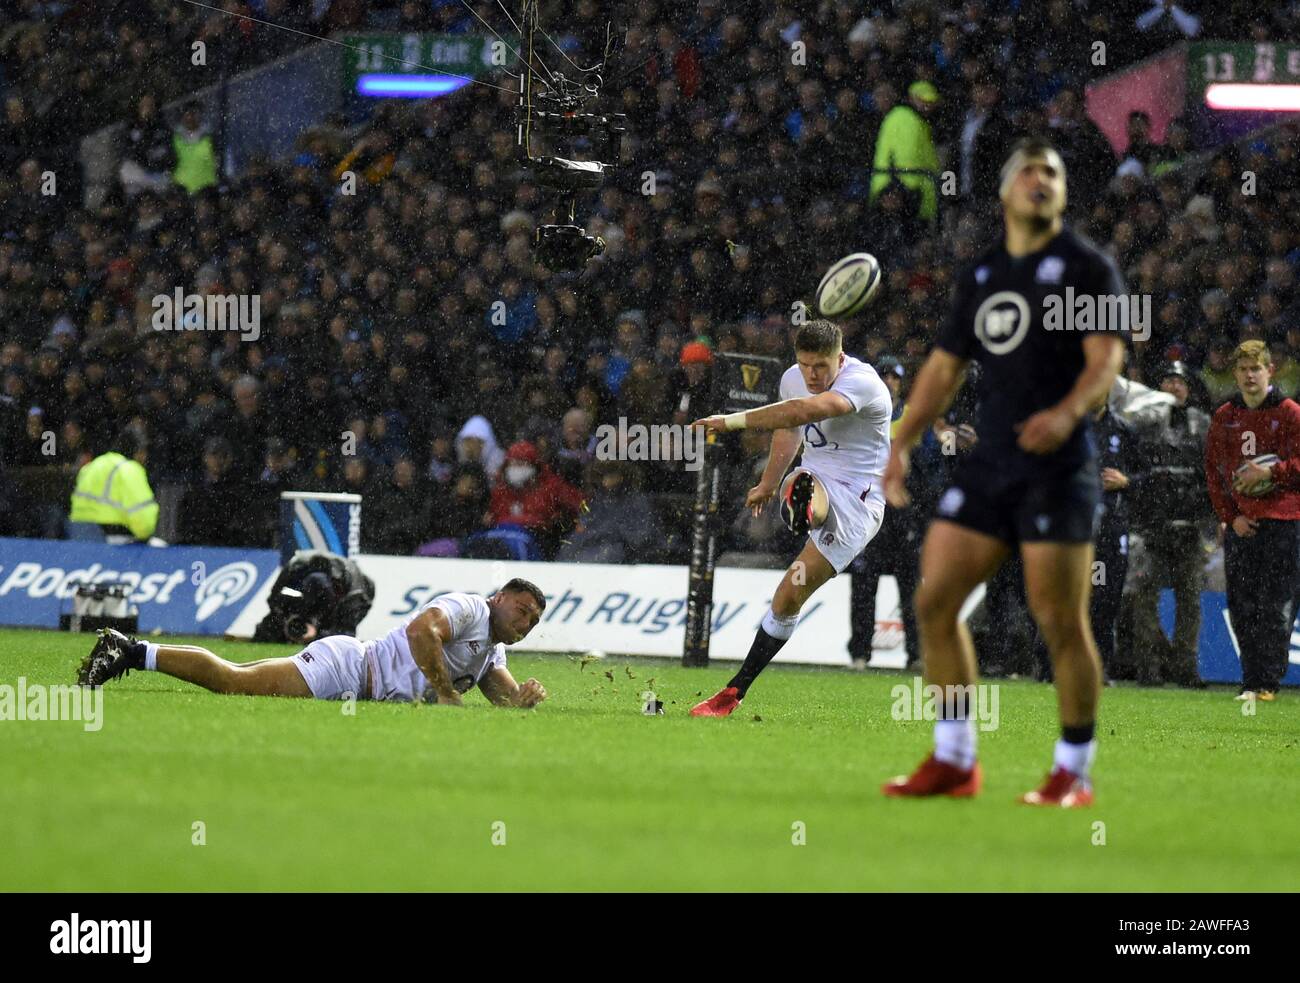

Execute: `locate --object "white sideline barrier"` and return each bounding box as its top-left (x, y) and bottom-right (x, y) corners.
top-left (346, 556), bottom-right (862, 665)
top-left (226, 554), bottom-right (987, 668)
top-left (207, 550), bottom-right (1297, 686)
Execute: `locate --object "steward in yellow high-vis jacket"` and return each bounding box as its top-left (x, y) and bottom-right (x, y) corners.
top-left (172, 102), bottom-right (218, 195)
top-left (68, 429), bottom-right (159, 541)
top-left (869, 80), bottom-right (942, 225)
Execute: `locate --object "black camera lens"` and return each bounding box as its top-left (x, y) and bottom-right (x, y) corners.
top-left (535, 224), bottom-right (605, 271)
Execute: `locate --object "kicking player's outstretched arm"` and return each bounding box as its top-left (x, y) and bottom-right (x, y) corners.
top-left (694, 391), bottom-right (854, 434)
top-left (479, 666), bottom-right (547, 708)
top-left (406, 607), bottom-right (462, 706)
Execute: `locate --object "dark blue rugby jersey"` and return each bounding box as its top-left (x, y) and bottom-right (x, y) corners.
top-left (936, 226), bottom-right (1127, 478)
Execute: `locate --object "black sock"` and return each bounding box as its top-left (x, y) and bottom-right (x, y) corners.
top-left (941, 689), bottom-right (970, 720)
top-left (727, 627), bottom-right (789, 698)
top-left (125, 638), bottom-right (148, 668)
top-left (1062, 722), bottom-right (1095, 745)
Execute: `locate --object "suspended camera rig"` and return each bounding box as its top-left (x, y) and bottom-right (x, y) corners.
top-left (515, 0), bottom-right (627, 271)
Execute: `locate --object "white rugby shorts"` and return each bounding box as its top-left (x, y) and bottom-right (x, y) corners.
top-left (804, 469), bottom-right (885, 573)
top-left (290, 635), bottom-right (369, 701)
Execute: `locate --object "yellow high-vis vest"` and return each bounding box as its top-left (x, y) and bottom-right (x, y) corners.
top-left (69, 452), bottom-right (159, 540)
top-left (173, 130), bottom-right (217, 194)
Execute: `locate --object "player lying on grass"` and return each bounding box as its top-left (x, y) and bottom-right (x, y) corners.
top-left (78, 578), bottom-right (549, 708)
top-left (688, 319), bottom-right (892, 716)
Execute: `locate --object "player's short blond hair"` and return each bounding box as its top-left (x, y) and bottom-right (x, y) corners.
top-left (1232, 340), bottom-right (1272, 368)
top-left (794, 319), bottom-right (842, 356)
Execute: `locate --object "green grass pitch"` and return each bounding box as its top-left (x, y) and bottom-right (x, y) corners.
top-left (2, 627), bottom-right (1296, 891)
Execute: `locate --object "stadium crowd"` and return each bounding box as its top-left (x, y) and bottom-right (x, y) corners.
top-left (3, 1), bottom-right (1300, 682)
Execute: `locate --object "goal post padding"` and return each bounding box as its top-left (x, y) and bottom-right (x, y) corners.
top-left (682, 352), bottom-right (784, 667)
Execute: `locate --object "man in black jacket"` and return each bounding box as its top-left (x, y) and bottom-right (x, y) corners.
top-left (1126, 362), bottom-right (1210, 686)
top-left (1090, 396), bottom-right (1140, 678)
top-left (1049, 87), bottom-right (1117, 211)
top-left (849, 357), bottom-right (929, 670)
top-left (1033, 394), bottom-right (1140, 683)
top-left (959, 72), bottom-right (1017, 233)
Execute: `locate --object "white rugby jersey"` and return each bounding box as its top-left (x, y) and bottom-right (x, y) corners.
top-left (366, 592), bottom-right (506, 702)
top-left (779, 355), bottom-right (892, 496)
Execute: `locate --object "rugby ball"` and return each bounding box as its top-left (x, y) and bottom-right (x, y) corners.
top-left (816, 252), bottom-right (882, 319)
top-left (1235, 453), bottom-right (1279, 496)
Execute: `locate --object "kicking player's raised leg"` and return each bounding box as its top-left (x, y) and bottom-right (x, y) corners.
top-left (883, 519), bottom-right (1008, 797)
top-left (78, 629), bottom-right (313, 697)
top-left (1020, 540), bottom-right (1100, 806)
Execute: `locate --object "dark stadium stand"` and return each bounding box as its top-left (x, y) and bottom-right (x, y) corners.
top-left (2, 0), bottom-right (1298, 572)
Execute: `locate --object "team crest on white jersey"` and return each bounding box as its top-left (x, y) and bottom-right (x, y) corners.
top-left (973, 291), bottom-right (1031, 355)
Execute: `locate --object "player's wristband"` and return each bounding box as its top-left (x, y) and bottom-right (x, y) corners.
top-left (720, 412), bottom-right (748, 431)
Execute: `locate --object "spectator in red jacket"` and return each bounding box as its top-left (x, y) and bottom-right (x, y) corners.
top-left (487, 440), bottom-right (585, 554)
top-left (1204, 340), bottom-right (1300, 701)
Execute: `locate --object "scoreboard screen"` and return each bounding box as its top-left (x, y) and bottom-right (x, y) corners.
top-left (339, 32), bottom-right (499, 98)
top-left (1188, 41), bottom-right (1300, 112)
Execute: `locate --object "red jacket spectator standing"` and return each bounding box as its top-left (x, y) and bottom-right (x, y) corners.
top-left (1203, 341), bottom-right (1300, 699)
top-left (1204, 389), bottom-right (1300, 524)
top-left (487, 440), bottom-right (585, 535)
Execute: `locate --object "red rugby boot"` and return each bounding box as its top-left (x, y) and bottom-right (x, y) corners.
top-left (882, 753), bottom-right (982, 798)
top-left (689, 686), bottom-right (742, 717)
top-left (1019, 766), bottom-right (1094, 807)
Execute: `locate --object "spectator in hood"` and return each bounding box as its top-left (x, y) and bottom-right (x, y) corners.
top-left (456, 414), bottom-right (505, 480)
top-left (1201, 338), bottom-right (1239, 408)
top-left (251, 436), bottom-right (300, 548)
top-left (487, 440), bottom-right (585, 554)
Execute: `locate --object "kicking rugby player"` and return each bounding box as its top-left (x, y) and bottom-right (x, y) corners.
top-left (689, 319), bottom-right (893, 715)
top-left (78, 578), bottom-right (549, 709)
top-left (882, 137), bottom-right (1126, 806)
